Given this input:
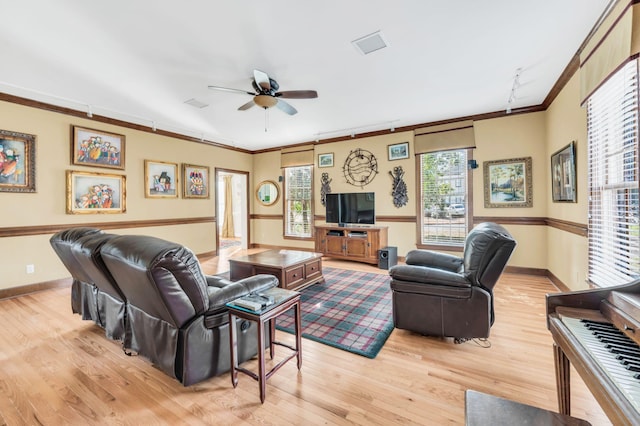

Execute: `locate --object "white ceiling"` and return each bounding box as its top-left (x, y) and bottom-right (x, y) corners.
top-left (0, 0), bottom-right (611, 151)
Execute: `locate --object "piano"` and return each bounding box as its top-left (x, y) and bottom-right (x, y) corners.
top-left (547, 279), bottom-right (640, 425)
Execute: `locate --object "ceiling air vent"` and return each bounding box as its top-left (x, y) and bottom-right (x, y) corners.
top-left (351, 31), bottom-right (388, 55)
top-left (184, 98), bottom-right (209, 108)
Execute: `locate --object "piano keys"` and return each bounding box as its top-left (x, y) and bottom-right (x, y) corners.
top-left (547, 279), bottom-right (640, 426)
top-left (561, 317), bottom-right (640, 411)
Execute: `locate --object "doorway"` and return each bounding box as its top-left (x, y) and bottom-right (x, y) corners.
top-left (215, 168), bottom-right (249, 256)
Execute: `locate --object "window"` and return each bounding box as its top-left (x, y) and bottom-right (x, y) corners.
top-left (284, 165), bottom-right (313, 238)
top-left (420, 149), bottom-right (470, 246)
top-left (588, 59), bottom-right (640, 287)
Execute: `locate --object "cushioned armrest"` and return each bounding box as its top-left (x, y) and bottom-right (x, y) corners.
top-left (405, 249), bottom-right (463, 272)
top-left (389, 264), bottom-right (470, 288)
top-left (205, 275), bottom-right (234, 288)
top-left (207, 274), bottom-right (278, 310)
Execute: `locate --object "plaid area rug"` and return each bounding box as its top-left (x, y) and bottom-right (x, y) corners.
top-left (220, 239), bottom-right (241, 249)
top-left (275, 267), bottom-right (393, 359)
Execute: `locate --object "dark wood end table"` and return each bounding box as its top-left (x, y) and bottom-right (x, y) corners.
top-left (227, 287), bottom-right (302, 403)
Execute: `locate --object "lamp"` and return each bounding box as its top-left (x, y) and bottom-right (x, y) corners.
top-left (254, 95), bottom-right (278, 109)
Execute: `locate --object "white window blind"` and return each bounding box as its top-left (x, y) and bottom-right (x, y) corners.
top-left (284, 165), bottom-right (313, 237)
top-left (588, 59), bottom-right (640, 287)
top-left (420, 149), bottom-right (469, 246)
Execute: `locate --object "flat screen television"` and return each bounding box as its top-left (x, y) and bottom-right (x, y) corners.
top-left (325, 192), bottom-right (375, 225)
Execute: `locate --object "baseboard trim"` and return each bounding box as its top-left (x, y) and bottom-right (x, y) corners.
top-left (504, 266), bottom-right (572, 292)
top-left (546, 270), bottom-right (572, 292)
top-left (504, 266), bottom-right (548, 276)
top-left (0, 278), bottom-right (71, 300)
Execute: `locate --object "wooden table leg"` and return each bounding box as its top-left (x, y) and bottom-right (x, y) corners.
top-left (229, 313), bottom-right (238, 388)
top-left (258, 318), bottom-right (266, 403)
top-left (269, 318), bottom-right (275, 360)
top-left (295, 300), bottom-right (302, 370)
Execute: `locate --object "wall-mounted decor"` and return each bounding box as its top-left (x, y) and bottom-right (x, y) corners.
top-left (389, 166), bottom-right (408, 207)
top-left (318, 152), bottom-right (334, 168)
top-left (145, 160), bottom-right (178, 198)
top-left (66, 170), bottom-right (126, 214)
top-left (0, 129), bottom-right (36, 193)
top-left (72, 126), bottom-right (125, 170)
top-left (256, 180), bottom-right (279, 206)
top-left (343, 148), bottom-right (378, 187)
top-left (320, 172), bottom-right (332, 206)
top-left (551, 141), bottom-right (576, 203)
top-left (483, 157), bottom-right (532, 208)
top-left (388, 141), bottom-right (409, 161)
top-left (182, 163), bottom-right (209, 199)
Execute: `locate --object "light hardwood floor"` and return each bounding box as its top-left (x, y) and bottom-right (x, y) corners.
top-left (0, 248), bottom-right (611, 425)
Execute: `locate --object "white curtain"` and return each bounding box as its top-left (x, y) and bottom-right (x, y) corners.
top-left (221, 175), bottom-right (235, 238)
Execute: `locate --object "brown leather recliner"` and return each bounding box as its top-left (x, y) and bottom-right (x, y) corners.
top-left (100, 234), bottom-right (279, 385)
top-left (49, 227), bottom-right (106, 322)
top-left (389, 222), bottom-right (516, 341)
top-left (72, 232), bottom-right (127, 341)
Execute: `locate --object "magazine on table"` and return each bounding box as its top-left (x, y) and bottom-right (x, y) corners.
top-left (230, 293), bottom-right (275, 312)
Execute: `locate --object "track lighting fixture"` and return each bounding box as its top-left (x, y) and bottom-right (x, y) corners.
top-left (506, 67), bottom-right (522, 114)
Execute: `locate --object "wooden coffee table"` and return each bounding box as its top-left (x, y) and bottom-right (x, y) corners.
top-left (229, 249), bottom-right (324, 291)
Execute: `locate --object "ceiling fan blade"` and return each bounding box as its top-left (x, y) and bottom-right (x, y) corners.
top-left (276, 99), bottom-right (298, 115)
top-left (253, 69), bottom-right (271, 91)
top-left (238, 100), bottom-right (256, 111)
top-left (208, 85), bottom-right (255, 96)
top-left (276, 90), bottom-right (318, 99)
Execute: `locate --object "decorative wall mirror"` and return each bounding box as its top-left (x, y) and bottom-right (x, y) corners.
top-left (256, 180), bottom-right (279, 206)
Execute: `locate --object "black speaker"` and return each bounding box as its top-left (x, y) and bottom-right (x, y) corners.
top-left (378, 246), bottom-right (397, 270)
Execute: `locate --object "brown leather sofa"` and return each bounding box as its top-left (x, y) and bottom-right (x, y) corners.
top-left (50, 227), bottom-right (111, 328)
top-left (389, 222), bottom-right (516, 341)
top-left (51, 229), bottom-right (278, 385)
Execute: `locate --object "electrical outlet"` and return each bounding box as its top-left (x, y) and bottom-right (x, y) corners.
top-left (26, 264), bottom-right (35, 274)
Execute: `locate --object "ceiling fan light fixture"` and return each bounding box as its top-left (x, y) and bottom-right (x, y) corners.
top-left (254, 94), bottom-right (278, 109)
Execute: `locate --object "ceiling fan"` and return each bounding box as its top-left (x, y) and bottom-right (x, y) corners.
top-left (208, 69), bottom-right (318, 115)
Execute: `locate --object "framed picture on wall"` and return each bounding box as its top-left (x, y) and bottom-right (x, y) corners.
top-left (388, 142), bottom-right (409, 160)
top-left (483, 157), bottom-right (533, 208)
top-left (0, 129), bottom-right (36, 193)
top-left (182, 163), bottom-right (210, 199)
top-left (551, 141), bottom-right (576, 202)
top-left (318, 153), bottom-right (334, 168)
top-left (145, 160), bottom-right (178, 198)
top-left (71, 125), bottom-right (125, 170)
top-left (66, 170), bottom-right (126, 214)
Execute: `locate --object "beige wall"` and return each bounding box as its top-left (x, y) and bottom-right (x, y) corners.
top-left (252, 114), bottom-right (550, 270)
top-left (0, 100), bottom-right (252, 289)
top-left (545, 73), bottom-right (590, 290)
top-left (1, 69), bottom-right (592, 291)
top-left (473, 112), bottom-right (548, 269)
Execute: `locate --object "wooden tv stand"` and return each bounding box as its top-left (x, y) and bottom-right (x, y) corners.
top-left (314, 224), bottom-right (388, 265)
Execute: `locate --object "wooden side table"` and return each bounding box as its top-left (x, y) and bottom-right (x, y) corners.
top-left (227, 287), bottom-right (302, 403)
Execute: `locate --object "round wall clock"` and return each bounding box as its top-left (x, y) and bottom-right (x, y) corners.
top-left (342, 148), bottom-right (378, 187)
